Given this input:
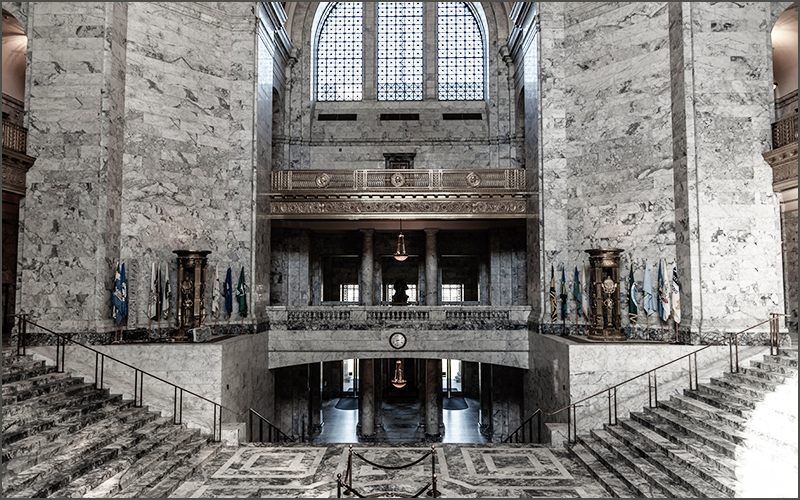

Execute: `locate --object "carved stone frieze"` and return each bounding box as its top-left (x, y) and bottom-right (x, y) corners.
top-left (763, 141), bottom-right (798, 193)
top-left (1, 149), bottom-right (36, 196)
top-left (270, 197), bottom-right (528, 218)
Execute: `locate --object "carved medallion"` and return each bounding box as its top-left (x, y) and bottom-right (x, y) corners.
top-left (466, 172), bottom-right (482, 187)
top-left (315, 173), bottom-right (331, 188)
top-left (390, 172), bottom-right (406, 187)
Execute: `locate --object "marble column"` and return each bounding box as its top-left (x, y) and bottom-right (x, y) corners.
top-left (480, 362), bottom-right (492, 436)
top-left (424, 229), bottom-right (439, 306)
top-left (358, 358), bottom-right (375, 437)
top-left (309, 362), bottom-right (323, 434)
top-left (425, 358), bottom-right (443, 440)
top-left (360, 229), bottom-right (374, 305)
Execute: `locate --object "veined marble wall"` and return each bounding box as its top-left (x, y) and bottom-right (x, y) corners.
top-left (18, 2), bottom-right (289, 335)
top-left (669, 2), bottom-right (784, 340)
top-left (281, 2), bottom-right (518, 173)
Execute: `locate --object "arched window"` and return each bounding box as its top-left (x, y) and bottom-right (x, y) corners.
top-left (316, 2), bottom-right (363, 101)
top-left (437, 2), bottom-right (485, 100)
top-left (377, 2), bottom-right (424, 101)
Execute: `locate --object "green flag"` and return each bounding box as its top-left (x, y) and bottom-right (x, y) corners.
top-left (628, 262), bottom-right (638, 325)
top-left (236, 266), bottom-right (248, 317)
top-left (572, 266), bottom-right (582, 316)
top-left (560, 267), bottom-right (568, 320)
top-left (549, 265), bottom-right (557, 323)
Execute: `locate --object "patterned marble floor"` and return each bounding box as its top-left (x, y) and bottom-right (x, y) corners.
top-left (170, 442), bottom-right (610, 498)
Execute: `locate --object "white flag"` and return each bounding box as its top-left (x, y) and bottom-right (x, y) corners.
top-left (149, 261), bottom-right (158, 320)
top-left (162, 262), bottom-right (171, 320)
top-left (212, 267), bottom-right (221, 315)
top-left (671, 265), bottom-right (681, 324)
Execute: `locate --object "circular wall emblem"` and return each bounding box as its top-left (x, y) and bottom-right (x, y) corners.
top-left (389, 332), bottom-right (407, 349)
top-left (390, 172), bottom-right (406, 187)
top-left (466, 172), bottom-right (482, 187)
top-left (315, 173), bottom-right (331, 188)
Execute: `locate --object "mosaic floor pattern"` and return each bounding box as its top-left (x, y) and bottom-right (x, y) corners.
top-left (171, 443), bottom-right (610, 498)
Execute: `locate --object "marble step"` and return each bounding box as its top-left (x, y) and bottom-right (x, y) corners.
top-left (2, 392), bottom-right (124, 447)
top-left (762, 353), bottom-right (798, 368)
top-left (1, 354), bottom-right (43, 368)
top-left (3, 406), bottom-right (161, 497)
top-left (631, 409), bottom-right (737, 464)
top-left (682, 387), bottom-right (753, 418)
top-left (666, 394), bottom-right (748, 432)
top-left (2, 371), bottom-right (80, 398)
top-left (575, 435), bottom-right (666, 498)
top-left (655, 399), bottom-right (747, 446)
top-left (617, 418), bottom-right (737, 492)
top-left (111, 433), bottom-right (210, 498)
top-left (739, 364), bottom-right (790, 383)
top-left (2, 373), bottom-right (86, 405)
top-left (749, 358), bottom-right (798, 376)
top-left (137, 442), bottom-right (223, 499)
top-left (712, 373), bottom-right (777, 398)
top-left (2, 401), bottom-right (145, 476)
top-left (695, 382), bottom-right (759, 410)
top-left (2, 360), bottom-right (54, 383)
top-left (2, 383), bottom-right (110, 425)
top-left (590, 428), bottom-right (697, 497)
top-left (642, 407), bottom-right (739, 459)
top-left (569, 442), bottom-right (639, 498)
top-left (602, 423), bottom-right (731, 498)
top-left (49, 417), bottom-right (184, 498)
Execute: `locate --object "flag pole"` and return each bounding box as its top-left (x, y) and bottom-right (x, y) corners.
top-left (214, 310), bottom-right (218, 336)
top-left (157, 261), bottom-right (162, 341)
top-left (646, 314), bottom-right (650, 341)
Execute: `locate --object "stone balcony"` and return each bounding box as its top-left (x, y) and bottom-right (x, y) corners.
top-left (265, 305), bottom-right (532, 369)
top-left (269, 168), bottom-right (528, 219)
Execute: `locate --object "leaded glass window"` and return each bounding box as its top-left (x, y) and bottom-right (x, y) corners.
top-left (377, 2), bottom-right (424, 101)
top-left (317, 2), bottom-right (363, 101)
top-left (437, 2), bottom-right (484, 100)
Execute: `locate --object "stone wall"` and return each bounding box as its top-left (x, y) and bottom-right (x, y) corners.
top-left (782, 209), bottom-right (798, 333)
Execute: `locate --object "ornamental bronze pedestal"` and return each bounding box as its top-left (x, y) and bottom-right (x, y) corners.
top-left (174, 250), bottom-right (211, 339)
top-left (585, 248), bottom-right (625, 341)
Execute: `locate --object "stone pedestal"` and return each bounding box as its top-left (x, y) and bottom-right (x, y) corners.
top-left (174, 250), bottom-right (211, 339)
top-left (585, 248), bottom-right (625, 341)
top-left (188, 326), bottom-right (212, 343)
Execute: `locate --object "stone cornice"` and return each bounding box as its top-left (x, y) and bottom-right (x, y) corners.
top-left (2, 148), bottom-right (36, 196)
top-left (762, 141), bottom-right (798, 193)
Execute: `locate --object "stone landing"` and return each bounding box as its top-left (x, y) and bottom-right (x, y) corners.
top-left (171, 443), bottom-right (610, 498)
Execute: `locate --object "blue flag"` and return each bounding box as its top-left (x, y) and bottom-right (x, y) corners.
top-left (642, 262), bottom-right (656, 315)
top-left (657, 260), bottom-right (665, 320)
top-left (112, 262), bottom-right (127, 325)
top-left (560, 267), bottom-right (568, 320)
top-left (223, 266), bottom-right (233, 316)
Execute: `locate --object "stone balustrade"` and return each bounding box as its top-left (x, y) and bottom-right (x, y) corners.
top-left (266, 305), bottom-right (532, 369)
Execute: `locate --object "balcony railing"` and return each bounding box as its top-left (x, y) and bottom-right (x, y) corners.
top-left (2, 119), bottom-right (28, 154)
top-left (271, 168), bottom-right (526, 194)
top-left (772, 113), bottom-right (798, 150)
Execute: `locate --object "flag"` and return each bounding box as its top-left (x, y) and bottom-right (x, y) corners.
top-left (582, 262), bottom-right (591, 318)
top-left (212, 267), bottom-right (221, 316)
top-left (112, 261), bottom-right (127, 325)
top-left (628, 261), bottom-right (638, 325)
top-left (162, 262), bottom-right (170, 320)
top-left (149, 261), bottom-right (160, 320)
top-left (223, 267), bottom-right (233, 316)
top-left (549, 265), bottom-right (557, 323)
top-left (236, 266), bottom-right (248, 317)
top-left (642, 262), bottom-right (656, 316)
top-left (671, 265), bottom-right (681, 324)
top-left (572, 266), bottom-right (582, 316)
top-left (657, 259), bottom-right (670, 322)
top-left (560, 266), bottom-right (568, 320)
top-left (112, 261), bottom-right (120, 320)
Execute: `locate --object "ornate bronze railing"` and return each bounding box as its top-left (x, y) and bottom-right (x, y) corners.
top-left (2, 119), bottom-right (28, 153)
top-left (505, 313), bottom-right (787, 444)
top-left (772, 113), bottom-right (798, 150)
top-left (271, 168), bottom-right (526, 193)
top-left (13, 315), bottom-right (294, 443)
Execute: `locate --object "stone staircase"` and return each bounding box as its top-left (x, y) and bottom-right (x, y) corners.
top-left (570, 347), bottom-right (798, 498)
top-left (2, 350), bottom-right (223, 498)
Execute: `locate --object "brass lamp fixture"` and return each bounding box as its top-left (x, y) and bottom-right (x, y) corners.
top-left (394, 220), bottom-right (408, 261)
top-left (391, 360), bottom-right (407, 388)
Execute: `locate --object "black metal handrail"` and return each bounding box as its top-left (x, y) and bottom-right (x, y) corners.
top-left (506, 313), bottom-right (788, 444)
top-left (337, 444), bottom-right (439, 498)
top-left (248, 408), bottom-right (295, 443)
top-left (11, 314), bottom-right (292, 443)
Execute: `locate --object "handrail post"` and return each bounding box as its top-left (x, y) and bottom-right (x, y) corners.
top-left (337, 474), bottom-right (342, 498)
top-left (607, 389), bottom-right (612, 426)
top-left (213, 404), bottom-right (218, 442)
top-left (248, 410), bottom-right (253, 442)
top-left (613, 387), bottom-right (617, 425)
top-left (653, 369), bottom-right (658, 407)
top-left (537, 411), bottom-right (542, 444)
top-left (734, 334), bottom-right (739, 373)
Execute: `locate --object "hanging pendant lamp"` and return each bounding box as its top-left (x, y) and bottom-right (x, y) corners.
top-left (391, 359), bottom-right (407, 388)
top-left (394, 220), bottom-right (408, 261)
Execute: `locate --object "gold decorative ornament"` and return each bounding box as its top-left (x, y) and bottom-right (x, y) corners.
top-left (466, 171), bottom-right (482, 187)
top-left (390, 172), bottom-right (406, 187)
top-left (315, 172), bottom-right (331, 188)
